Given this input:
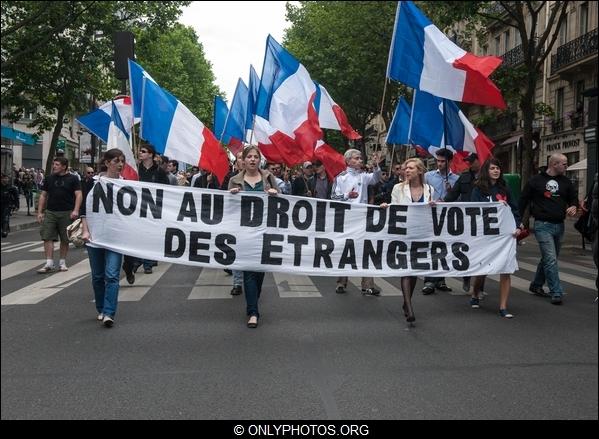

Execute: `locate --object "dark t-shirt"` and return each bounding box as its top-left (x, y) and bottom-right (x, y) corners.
top-left (519, 172), bottom-right (577, 223)
top-left (42, 173), bottom-right (81, 211)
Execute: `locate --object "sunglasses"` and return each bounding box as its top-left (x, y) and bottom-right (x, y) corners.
top-left (139, 149), bottom-right (149, 154)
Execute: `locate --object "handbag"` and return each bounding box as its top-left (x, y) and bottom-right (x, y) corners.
top-left (66, 218), bottom-right (85, 247)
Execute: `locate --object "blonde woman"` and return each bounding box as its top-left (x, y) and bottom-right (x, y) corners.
top-left (380, 158), bottom-right (435, 324)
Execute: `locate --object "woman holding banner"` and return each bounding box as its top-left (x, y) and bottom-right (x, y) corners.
top-left (80, 149), bottom-right (126, 328)
top-left (380, 158), bottom-right (435, 324)
top-left (470, 158), bottom-right (522, 319)
top-left (229, 146), bottom-right (280, 328)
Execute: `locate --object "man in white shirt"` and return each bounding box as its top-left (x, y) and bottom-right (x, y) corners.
top-left (332, 149), bottom-right (383, 295)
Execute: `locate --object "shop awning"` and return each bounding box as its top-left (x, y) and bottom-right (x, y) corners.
top-left (1, 125), bottom-right (37, 146)
top-left (501, 134), bottom-right (521, 146)
top-left (567, 158), bottom-right (587, 171)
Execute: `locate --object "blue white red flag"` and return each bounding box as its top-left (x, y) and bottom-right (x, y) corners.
top-left (140, 78), bottom-right (229, 184)
top-left (387, 1), bottom-right (506, 109)
top-left (107, 101), bottom-right (138, 180)
top-left (77, 96), bottom-right (133, 143)
top-left (129, 59), bottom-right (156, 122)
top-left (385, 97), bottom-right (412, 145)
top-left (314, 83), bottom-right (361, 140)
top-left (386, 90), bottom-right (494, 168)
top-left (245, 65), bottom-right (260, 132)
top-left (253, 35), bottom-right (321, 166)
top-left (223, 78), bottom-right (248, 155)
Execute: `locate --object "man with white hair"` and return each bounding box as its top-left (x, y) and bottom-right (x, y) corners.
top-left (519, 153), bottom-right (578, 305)
top-left (331, 149), bottom-right (383, 295)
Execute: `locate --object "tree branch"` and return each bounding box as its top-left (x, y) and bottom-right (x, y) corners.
top-left (2, 3), bottom-right (51, 37)
top-left (1, 1), bottom-right (97, 71)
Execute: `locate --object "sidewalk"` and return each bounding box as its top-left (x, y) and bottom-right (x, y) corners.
top-left (6, 194), bottom-right (594, 255)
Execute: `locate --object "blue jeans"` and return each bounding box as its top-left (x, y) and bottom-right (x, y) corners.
top-left (243, 271), bottom-right (265, 317)
top-left (233, 270), bottom-right (243, 287)
top-left (532, 221), bottom-right (565, 296)
top-left (87, 246), bottom-right (123, 318)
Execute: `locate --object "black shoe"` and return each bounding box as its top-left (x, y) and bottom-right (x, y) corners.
top-left (126, 272), bottom-right (135, 285)
top-left (529, 285), bottom-right (550, 297)
top-left (402, 302), bottom-right (415, 322)
top-left (230, 285), bottom-right (242, 295)
top-left (144, 267), bottom-right (153, 274)
top-left (223, 269), bottom-right (233, 275)
top-left (550, 294), bottom-right (563, 305)
top-left (1, 232), bottom-right (7, 238)
top-left (436, 282), bottom-right (452, 292)
top-left (132, 262), bottom-right (141, 274)
top-left (422, 285), bottom-right (435, 295)
top-left (335, 285), bottom-right (346, 294)
top-left (362, 288), bottom-right (381, 296)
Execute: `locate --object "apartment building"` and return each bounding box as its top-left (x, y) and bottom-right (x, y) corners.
top-left (470, 1), bottom-right (597, 198)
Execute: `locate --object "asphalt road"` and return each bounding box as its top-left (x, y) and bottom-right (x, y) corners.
top-left (1, 227), bottom-right (597, 420)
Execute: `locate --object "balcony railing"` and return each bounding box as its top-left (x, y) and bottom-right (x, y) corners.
top-left (551, 28), bottom-right (598, 75)
top-left (480, 113), bottom-right (517, 139)
top-left (548, 111), bottom-right (590, 134)
top-left (500, 38), bottom-right (541, 68)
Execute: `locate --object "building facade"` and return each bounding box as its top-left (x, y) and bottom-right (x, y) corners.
top-left (469, 1), bottom-right (597, 199)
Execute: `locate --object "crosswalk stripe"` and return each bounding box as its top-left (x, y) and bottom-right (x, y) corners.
top-left (118, 263), bottom-right (172, 301)
top-left (1, 260), bottom-right (45, 280)
top-left (1, 260), bottom-right (91, 305)
top-left (348, 277), bottom-right (402, 296)
top-left (27, 245), bottom-right (46, 253)
top-left (1, 241), bottom-right (40, 252)
top-left (188, 268), bottom-right (233, 299)
top-left (273, 272), bottom-right (321, 298)
top-left (517, 261), bottom-right (595, 290)
top-left (521, 256), bottom-right (596, 275)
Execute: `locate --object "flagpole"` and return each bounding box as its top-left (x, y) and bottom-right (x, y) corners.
top-left (407, 89), bottom-right (417, 145)
top-left (442, 98), bottom-right (449, 185)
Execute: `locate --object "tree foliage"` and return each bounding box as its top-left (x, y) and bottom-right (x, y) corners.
top-left (1, 1), bottom-right (191, 174)
top-left (284, 1), bottom-right (408, 150)
top-left (135, 23), bottom-right (222, 127)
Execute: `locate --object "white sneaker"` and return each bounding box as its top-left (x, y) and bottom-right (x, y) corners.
top-left (102, 316), bottom-right (114, 327)
top-left (37, 265), bottom-right (55, 274)
top-left (97, 313), bottom-right (104, 321)
top-left (58, 264), bottom-right (68, 272)
top-left (479, 290), bottom-right (488, 300)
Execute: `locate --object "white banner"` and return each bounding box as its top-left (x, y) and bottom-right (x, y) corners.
top-left (86, 178), bottom-right (518, 277)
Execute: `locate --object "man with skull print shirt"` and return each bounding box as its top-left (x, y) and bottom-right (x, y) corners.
top-left (519, 153), bottom-right (578, 305)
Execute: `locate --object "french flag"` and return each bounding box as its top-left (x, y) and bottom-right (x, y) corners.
top-left (140, 78), bottom-right (229, 185)
top-left (253, 35), bottom-right (322, 167)
top-left (387, 90), bottom-right (494, 169)
top-left (314, 83), bottom-right (361, 140)
top-left (129, 59), bottom-right (156, 122)
top-left (387, 1), bottom-right (506, 109)
top-left (107, 101), bottom-right (138, 180)
top-left (313, 140), bottom-right (347, 181)
top-left (76, 96), bottom-right (133, 142)
top-left (245, 64), bottom-right (260, 133)
top-left (222, 78), bottom-right (248, 155)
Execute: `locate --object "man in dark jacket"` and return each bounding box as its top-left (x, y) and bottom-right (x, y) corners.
top-left (519, 153), bottom-right (578, 305)
top-left (444, 153), bottom-right (480, 202)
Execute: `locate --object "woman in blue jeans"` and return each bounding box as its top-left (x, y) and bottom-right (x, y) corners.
top-left (470, 157), bottom-right (522, 318)
top-left (228, 146), bottom-right (280, 328)
top-left (80, 149), bottom-right (126, 327)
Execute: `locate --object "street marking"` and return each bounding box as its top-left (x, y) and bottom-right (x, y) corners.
top-left (1, 260), bottom-right (45, 280)
top-left (521, 256), bottom-right (596, 275)
top-left (517, 261), bottom-right (595, 290)
top-left (273, 273), bottom-right (321, 298)
top-left (348, 277), bottom-right (402, 296)
top-left (488, 273), bottom-right (533, 294)
top-left (27, 245), bottom-right (46, 253)
top-left (1, 241), bottom-right (41, 252)
top-left (1, 260), bottom-right (90, 305)
top-left (444, 277), bottom-right (469, 295)
top-left (118, 263), bottom-right (172, 301)
top-left (188, 268), bottom-right (233, 299)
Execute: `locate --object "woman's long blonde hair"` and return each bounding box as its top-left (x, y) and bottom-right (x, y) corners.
top-left (402, 158), bottom-right (426, 187)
